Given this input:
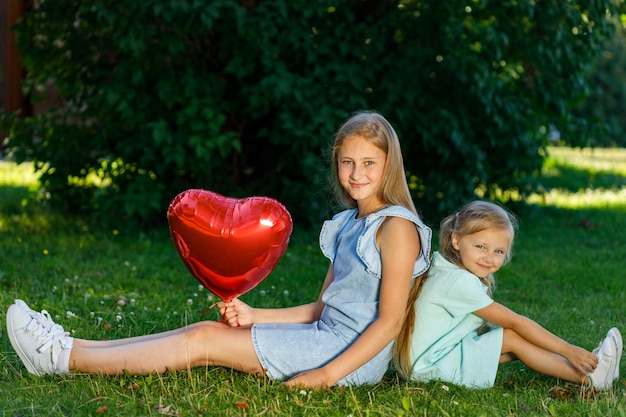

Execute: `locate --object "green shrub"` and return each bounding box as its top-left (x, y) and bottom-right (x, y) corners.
top-left (575, 16), bottom-right (626, 147)
top-left (2, 0), bottom-right (623, 228)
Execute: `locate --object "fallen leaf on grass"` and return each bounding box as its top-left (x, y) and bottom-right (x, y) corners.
top-left (154, 404), bottom-right (180, 416)
top-left (548, 384), bottom-right (597, 400)
top-left (548, 385), bottom-right (573, 400)
top-left (96, 405), bottom-right (108, 414)
top-left (235, 400), bottom-right (249, 410)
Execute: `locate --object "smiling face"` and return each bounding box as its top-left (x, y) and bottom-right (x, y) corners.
top-left (452, 227), bottom-right (512, 279)
top-left (337, 135), bottom-right (387, 216)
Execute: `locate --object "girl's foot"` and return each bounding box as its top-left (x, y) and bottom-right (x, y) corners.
top-left (588, 328), bottom-right (621, 391)
top-left (6, 300), bottom-right (72, 376)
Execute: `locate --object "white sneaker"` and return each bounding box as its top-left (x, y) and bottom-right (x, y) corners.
top-left (13, 299), bottom-right (35, 313)
top-left (12, 299), bottom-right (57, 332)
top-left (6, 301), bottom-right (72, 376)
top-left (588, 328), bottom-right (621, 391)
top-left (607, 327), bottom-right (622, 381)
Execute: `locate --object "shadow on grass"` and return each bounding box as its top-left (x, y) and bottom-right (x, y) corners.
top-left (0, 183), bottom-right (96, 236)
top-left (0, 185), bottom-right (34, 214)
top-left (531, 161), bottom-right (626, 193)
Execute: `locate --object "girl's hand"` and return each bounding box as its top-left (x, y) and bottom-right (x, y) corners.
top-left (565, 344), bottom-right (599, 376)
top-left (284, 368), bottom-right (333, 390)
top-left (217, 298), bottom-right (255, 328)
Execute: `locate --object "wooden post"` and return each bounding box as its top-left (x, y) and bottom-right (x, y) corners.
top-left (4, 0), bottom-right (27, 114)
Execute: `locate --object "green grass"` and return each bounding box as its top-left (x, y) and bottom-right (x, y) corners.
top-left (1, 147), bottom-right (626, 416)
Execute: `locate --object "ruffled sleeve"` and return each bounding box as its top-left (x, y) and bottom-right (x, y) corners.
top-left (319, 209), bottom-right (358, 262)
top-left (356, 206), bottom-right (432, 279)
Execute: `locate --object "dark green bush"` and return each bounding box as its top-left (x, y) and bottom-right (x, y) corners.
top-left (2, 0), bottom-right (623, 228)
top-left (575, 15), bottom-right (626, 147)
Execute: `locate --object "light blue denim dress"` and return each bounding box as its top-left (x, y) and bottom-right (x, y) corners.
top-left (251, 205), bottom-right (432, 385)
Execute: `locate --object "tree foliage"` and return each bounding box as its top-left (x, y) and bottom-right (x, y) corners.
top-left (2, 0), bottom-right (624, 228)
top-left (575, 12), bottom-right (626, 147)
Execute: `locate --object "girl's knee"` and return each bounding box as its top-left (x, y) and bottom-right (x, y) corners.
top-left (185, 321), bottom-right (223, 341)
top-left (502, 328), bottom-right (521, 341)
top-left (501, 328), bottom-right (524, 353)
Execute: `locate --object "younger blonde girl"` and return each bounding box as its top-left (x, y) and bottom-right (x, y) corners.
top-left (403, 200), bottom-right (621, 390)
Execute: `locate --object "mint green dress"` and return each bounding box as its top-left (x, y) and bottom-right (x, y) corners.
top-left (409, 252), bottom-right (503, 388)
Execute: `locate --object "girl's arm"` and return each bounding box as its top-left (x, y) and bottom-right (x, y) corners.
top-left (219, 265), bottom-right (334, 327)
top-left (475, 302), bottom-right (597, 375)
top-left (285, 216), bottom-right (420, 388)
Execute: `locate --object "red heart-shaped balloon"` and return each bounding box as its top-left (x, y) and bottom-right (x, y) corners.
top-left (167, 189), bottom-right (293, 301)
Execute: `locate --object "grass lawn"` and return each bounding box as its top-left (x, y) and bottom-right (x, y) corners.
top-left (1, 147), bottom-right (625, 416)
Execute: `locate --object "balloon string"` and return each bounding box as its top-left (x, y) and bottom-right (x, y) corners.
top-left (200, 301), bottom-right (219, 319)
top-left (200, 300), bottom-right (237, 326)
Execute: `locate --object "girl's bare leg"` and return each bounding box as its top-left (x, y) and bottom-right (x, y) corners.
top-left (73, 321), bottom-right (214, 348)
top-left (69, 321), bottom-right (264, 376)
top-left (500, 329), bottom-right (586, 383)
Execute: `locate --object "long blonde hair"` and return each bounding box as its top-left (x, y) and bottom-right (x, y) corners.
top-left (331, 110), bottom-right (425, 379)
top-left (393, 271), bottom-right (428, 378)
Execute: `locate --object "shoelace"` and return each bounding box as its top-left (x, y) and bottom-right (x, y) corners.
top-left (30, 310), bottom-right (61, 333)
top-left (24, 311), bottom-right (71, 355)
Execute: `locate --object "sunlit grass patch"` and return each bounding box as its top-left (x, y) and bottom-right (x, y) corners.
top-left (0, 160), bottom-right (40, 188)
top-left (0, 161), bottom-right (44, 221)
top-left (546, 146), bottom-right (626, 175)
top-left (529, 146), bottom-right (626, 209)
top-left (527, 187), bottom-right (626, 209)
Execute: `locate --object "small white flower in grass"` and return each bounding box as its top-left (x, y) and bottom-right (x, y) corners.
top-left (259, 290), bottom-right (266, 297)
top-left (124, 261), bottom-right (130, 267)
top-left (187, 299), bottom-right (193, 306)
top-left (198, 285), bottom-right (204, 291)
top-left (130, 299), bottom-right (136, 307)
top-left (283, 290), bottom-right (289, 297)
top-left (441, 384), bottom-right (449, 392)
top-left (299, 390), bottom-right (310, 396)
top-left (90, 312), bottom-right (95, 318)
top-left (52, 286), bottom-right (57, 292)
top-left (207, 294), bottom-right (214, 302)
top-left (97, 317), bottom-right (103, 325)
top-left (193, 292), bottom-right (198, 298)
top-left (115, 314), bottom-right (122, 322)
top-left (156, 307), bottom-right (162, 312)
